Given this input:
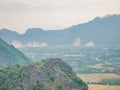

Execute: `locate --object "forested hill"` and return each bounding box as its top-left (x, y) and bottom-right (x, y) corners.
top-left (0, 38), bottom-right (31, 67)
top-left (0, 58), bottom-right (88, 90)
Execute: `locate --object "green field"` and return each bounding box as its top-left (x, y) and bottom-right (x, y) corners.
top-left (78, 73), bottom-right (120, 83)
top-left (20, 46), bottom-right (120, 74)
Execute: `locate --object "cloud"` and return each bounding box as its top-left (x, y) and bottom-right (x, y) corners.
top-left (12, 40), bottom-right (48, 47)
top-left (12, 40), bottom-right (23, 48)
top-left (73, 38), bottom-right (81, 46)
top-left (85, 41), bottom-right (95, 47)
top-left (1, 0), bottom-right (119, 12)
top-left (25, 41), bottom-right (48, 47)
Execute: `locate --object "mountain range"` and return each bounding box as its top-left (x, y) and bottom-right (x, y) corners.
top-left (0, 14), bottom-right (120, 47)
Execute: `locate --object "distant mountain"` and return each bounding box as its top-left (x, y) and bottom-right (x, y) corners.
top-left (0, 29), bottom-right (22, 44)
top-left (0, 14), bottom-right (120, 46)
top-left (0, 38), bottom-right (31, 67)
top-left (0, 58), bottom-right (88, 90)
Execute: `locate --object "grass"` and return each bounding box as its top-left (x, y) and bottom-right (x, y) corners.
top-left (88, 84), bottom-right (120, 90)
top-left (77, 73), bottom-right (120, 82)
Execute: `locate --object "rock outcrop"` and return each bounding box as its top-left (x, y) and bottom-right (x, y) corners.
top-left (0, 58), bottom-right (88, 90)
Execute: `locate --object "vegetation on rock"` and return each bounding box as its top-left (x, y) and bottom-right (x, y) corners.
top-left (0, 58), bottom-right (88, 90)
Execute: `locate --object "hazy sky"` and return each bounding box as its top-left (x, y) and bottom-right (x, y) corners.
top-left (0, 0), bottom-right (120, 33)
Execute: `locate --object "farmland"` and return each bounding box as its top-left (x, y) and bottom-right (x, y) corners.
top-left (78, 73), bottom-right (120, 82)
top-left (88, 84), bottom-right (120, 90)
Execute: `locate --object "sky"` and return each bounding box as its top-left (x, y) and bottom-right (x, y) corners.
top-left (0, 0), bottom-right (120, 34)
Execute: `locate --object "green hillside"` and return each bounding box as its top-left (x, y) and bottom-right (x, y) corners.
top-left (0, 38), bottom-right (31, 67)
top-left (0, 58), bottom-right (88, 90)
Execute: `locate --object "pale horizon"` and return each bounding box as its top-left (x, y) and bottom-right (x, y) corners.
top-left (0, 14), bottom-right (119, 34)
top-left (0, 0), bottom-right (120, 34)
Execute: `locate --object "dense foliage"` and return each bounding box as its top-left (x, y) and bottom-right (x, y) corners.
top-left (0, 58), bottom-right (88, 90)
top-left (87, 78), bottom-right (120, 85)
top-left (0, 38), bottom-right (31, 68)
top-left (99, 79), bottom-right (120, 85)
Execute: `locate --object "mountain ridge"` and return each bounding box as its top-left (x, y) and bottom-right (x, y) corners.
top-left (0, 38), bottom-right (31, 67)
top-left (0, 14), bottom-right (120, 46)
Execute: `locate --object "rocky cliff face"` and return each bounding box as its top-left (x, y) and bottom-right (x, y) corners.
top-left (0, 58), bottom-right (88, 90)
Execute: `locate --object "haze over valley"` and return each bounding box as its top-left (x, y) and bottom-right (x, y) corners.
top-left (0, 0), bottom-right (120, 90)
